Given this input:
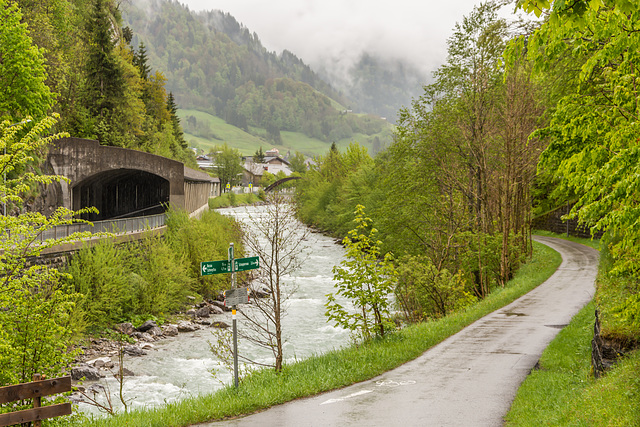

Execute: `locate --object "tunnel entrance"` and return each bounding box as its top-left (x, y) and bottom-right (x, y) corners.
top-left (73, 169), bottom-right (170, 221)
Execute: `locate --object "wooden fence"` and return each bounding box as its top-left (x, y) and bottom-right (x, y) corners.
top-left (0, 374), bottom-right (71, 427)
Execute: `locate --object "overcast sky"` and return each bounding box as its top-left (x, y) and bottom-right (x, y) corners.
top-left (178, 0), bottom-right (523, 78)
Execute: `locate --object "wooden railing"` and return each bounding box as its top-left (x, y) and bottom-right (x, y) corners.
top-left (0, 374), bottom-right (71, 427)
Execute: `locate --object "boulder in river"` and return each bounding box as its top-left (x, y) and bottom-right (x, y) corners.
top-left (212, 321), bottom-right (230, 329)
top-left (147, 326), bottom-right (163, 337)
top-left (177, 320), bottom-right (199, 332)
top-left (211, 300), bottom-right (230, 312)
top-left (195, 306), bottom-right (210, 318)
top-left (123, 345), bottom-right (147, 357)
top-left (71, 365), bottom-right (104, 381)
top-left (86, 357), bottom-right (111, 369)
top-left (162, 324), bottom-right (179, 336)
top-left (113, 366), bottom-right (135, 378)
top-left (209, 304), bottom-right (224, 315)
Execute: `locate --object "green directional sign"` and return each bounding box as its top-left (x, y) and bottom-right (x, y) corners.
top-left (234, 256), bottom-right (259, 272)
top-left (201, 259), bottom-right (230, 276)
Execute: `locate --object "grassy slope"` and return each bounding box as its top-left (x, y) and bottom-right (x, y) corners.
top-left (178, 109), bottom-right (391, 157)
top-left (505, 301), bottom-right (640, 426)
top-left (508, 232), bottom-right (640, 426)
top-left (77, 241), bottom-right (561, 427)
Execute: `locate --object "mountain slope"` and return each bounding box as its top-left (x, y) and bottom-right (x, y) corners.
top-left (124, 0), bottom-right (391, 151)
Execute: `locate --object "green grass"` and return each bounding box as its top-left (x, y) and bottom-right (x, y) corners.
top-left (178, 110), bottom-right (265, 155)
top-left (509, 231), bottom-right (640, 426)
top-left (178, 109), bottom-right (392, 157)
top-left (207, 193), bottom-right (262, 209)
top-left (74, 240), bottom-right (561, 427)
top-left (505, 301), bottom-right (640, 426)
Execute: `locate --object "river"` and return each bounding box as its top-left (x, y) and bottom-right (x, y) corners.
top-left (81, 205), bottom-right (350, 416)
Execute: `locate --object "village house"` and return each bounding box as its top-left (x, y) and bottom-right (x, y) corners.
top-left (242, 148), bottom-right (292, 186)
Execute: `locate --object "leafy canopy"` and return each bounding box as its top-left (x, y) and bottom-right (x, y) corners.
top-left (0, 0), bottom-right (53, 121)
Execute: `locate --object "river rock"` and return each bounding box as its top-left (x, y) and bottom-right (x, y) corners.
top-left (162, 324), bottom-right (179, 336)
top-left (114, 322), bottom-right (134, 335)
top-left (113, 366), bottom-right (135, 378)
top-left (123, 345), bottom-right (147, 357)
top-left (86, 357), bottom-right (111, 368)
top-left (212, 321), bottom-right (230, 329)
top-left (71, 365), bottom-right (104, 381)
top-left (140, 342), bottom-right (155, 350)
top-left (147, 326), bottom-right (163, 337)
top-left (209, 304), bottom-right (224, 315)
top-left (251, 287), bottom-right (271, 298)
top-left (177, 320), bottom-right (199, 332)
top-left (195, 306), bottom-right (210, 318)
top-left (211, 300), bottom-right (231, 312)
top-left (68, 392), bottom-right (84, 404)
top-left (86, 384), bottom-right (106, 395)
top-left (186, 308), bottom-right (196, 317)
top-left (136, 320), bottom-right (158, 332)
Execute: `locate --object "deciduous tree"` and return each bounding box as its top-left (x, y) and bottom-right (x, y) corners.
top-left (210, 143), bottom-right (243, 191)
top-left (326, 204), bottom-right (397, 340)
top-left (0, 0), bottom-right (53, 121)
top-left (211, 193), bottom-right (309, 372)
top-left (0, 116), bottom-right (94, 385)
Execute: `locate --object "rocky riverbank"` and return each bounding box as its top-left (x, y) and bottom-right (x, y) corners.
top-left (68, 289), bottom-right (269, 404)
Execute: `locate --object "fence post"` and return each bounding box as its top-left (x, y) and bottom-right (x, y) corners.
top-left (32, 373), bottom-right (42, 427)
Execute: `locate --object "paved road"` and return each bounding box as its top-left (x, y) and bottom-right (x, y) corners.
top-left (198, 236), bottom-right (599, 427)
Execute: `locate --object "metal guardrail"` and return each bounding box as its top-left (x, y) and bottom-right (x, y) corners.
top-left (37, 213), bottom-right (167, 242)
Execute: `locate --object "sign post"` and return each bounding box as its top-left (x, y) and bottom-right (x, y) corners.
top-left (200, 243), bottom-right (259, 389)
top-left (229, 243), bottom-right (239, 389)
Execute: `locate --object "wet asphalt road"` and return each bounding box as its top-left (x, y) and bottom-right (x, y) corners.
top-left (197, 236), bottom-right (599, 427)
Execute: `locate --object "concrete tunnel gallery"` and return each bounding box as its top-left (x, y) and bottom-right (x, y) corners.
top-left (73, 169), bottom-right (170, 221)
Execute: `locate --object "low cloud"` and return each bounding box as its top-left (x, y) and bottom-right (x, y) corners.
top-left (181, 0), bottom-right (516, 77)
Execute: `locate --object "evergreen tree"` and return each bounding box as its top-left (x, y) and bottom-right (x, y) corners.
top-left (167, 92), bottom-right (186, 149)
top-left (134, 41), bottom-right (151, 80)
top-left (254, 146), bottom-right (265, 163)
top-left (84, 0), bottom-right (125, 119)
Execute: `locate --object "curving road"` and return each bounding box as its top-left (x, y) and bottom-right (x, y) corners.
top-left (199, 236), bottom-right (599, 427)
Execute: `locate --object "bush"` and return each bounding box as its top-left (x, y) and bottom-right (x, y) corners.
top-left (67, 239), bottom-right (133, 328)
top-left (67, 233), bottom-right (194, 329)
top-left (164, 209), bottom-right (244, 298)
top-left (396, 255), bottom-right (476, 322)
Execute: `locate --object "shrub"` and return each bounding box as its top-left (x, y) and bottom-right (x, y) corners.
top-left (395, 255), bottom-right (476, 322)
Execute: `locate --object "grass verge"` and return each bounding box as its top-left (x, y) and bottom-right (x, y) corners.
top-left (505, 301), bottom-right (640, 426)
top-left (208, 193), bottom-right (262, 209)
top-left (76, 241), bottom-right (561, 427)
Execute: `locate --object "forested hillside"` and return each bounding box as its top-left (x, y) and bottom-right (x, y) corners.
top-left (123, 0), bottom-right (391, 146)
top-left (3, 0), bottom-right (196, 166)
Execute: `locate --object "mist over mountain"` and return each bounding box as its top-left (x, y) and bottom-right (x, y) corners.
top-left (317, 53), bottom-right (428, 121)
top-left (125, 0), bottom-right (423, 133)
